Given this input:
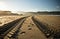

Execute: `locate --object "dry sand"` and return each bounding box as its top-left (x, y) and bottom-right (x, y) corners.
top-left (34, 15), bottom-right (60, 32)
top-left (0, 15), bottom-right (25, 26)
top-left (18, 16), bottom-right (48, 39)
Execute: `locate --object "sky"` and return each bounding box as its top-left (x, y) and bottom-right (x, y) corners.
top-left (0, 0), bottom-right (60, 12)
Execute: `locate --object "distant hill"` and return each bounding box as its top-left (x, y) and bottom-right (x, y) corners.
top-left (1, 11), bottom-right (59, 15)
top-left (0, 11), bottom-right (19, 15)
top-left (37, 11), bottom-right (60, 15)
top-left (22, 11), bottom-right (60, 15)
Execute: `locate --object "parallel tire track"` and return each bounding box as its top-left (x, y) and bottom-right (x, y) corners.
top-left (32, 16), bottom-right (54, 38)
top-left (0, 16), bottom-right (27, 39)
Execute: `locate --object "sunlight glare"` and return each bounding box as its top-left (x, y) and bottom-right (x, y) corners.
top-left (0, 1), bottom-right (8, 10)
